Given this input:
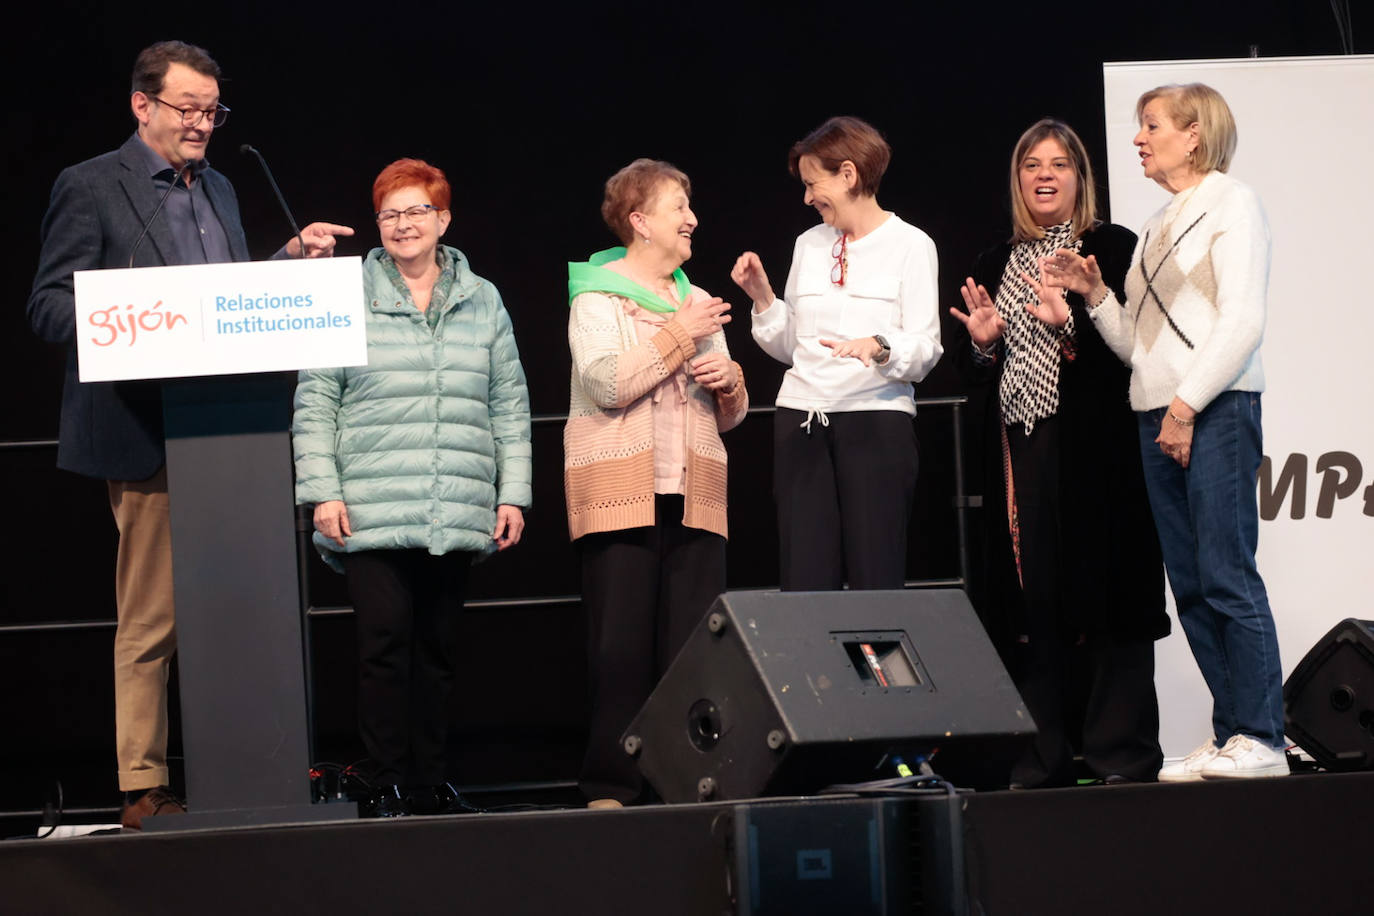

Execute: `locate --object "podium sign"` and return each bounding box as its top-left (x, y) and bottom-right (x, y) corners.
top-left (73, 256), bottom-right (367, 382)
top-left (69, 257), bottom-right (364, 828)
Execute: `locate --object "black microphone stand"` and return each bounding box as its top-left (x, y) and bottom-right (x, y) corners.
top-left (241, 144), bottom-right (306, 259)
top-left (127, 158), bottom-right (196, 268)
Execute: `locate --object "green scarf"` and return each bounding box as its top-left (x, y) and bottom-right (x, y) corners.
top-left (567, 247), bottom-right (690, 314)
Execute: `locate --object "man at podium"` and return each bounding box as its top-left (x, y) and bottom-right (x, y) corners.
top-left (26, 40), bottom-right (352, 830)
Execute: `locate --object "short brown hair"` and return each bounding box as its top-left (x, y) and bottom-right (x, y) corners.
top-left (600, 158), bottom-right (692, 246)
top-left (1136, 83), bottom-right (1237, 174)
top-left (372, 158), bottom-right (452, 212)
top-left (1008, 119), bottom-right (1100, 244)
top-left (787, 116), bottom-right (891, 197)
top-left (131, 41), bottom-right (222, 96)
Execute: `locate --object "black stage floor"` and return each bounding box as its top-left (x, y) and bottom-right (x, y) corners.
top-left (2, 772), bottom-right (1372, 916)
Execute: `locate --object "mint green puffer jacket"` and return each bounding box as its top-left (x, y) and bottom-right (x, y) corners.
top-left (292, 246), bottom-right (532, 568)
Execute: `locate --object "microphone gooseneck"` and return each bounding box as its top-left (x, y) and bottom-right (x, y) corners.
top-left (127, 158), bottom-right (198, 269)
top-left (241, 143), bottom-right (306, 259)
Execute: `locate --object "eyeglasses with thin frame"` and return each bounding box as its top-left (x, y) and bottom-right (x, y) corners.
top-left (376, 204), bottom-right (439, 226)
top-left (831, 233), bottom-right (848, 286)
top-left (149, 96), bottom-right (230, 128)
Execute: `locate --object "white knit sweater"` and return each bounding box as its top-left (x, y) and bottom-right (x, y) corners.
top-left (1090, 170), bottom-right (1270, 412)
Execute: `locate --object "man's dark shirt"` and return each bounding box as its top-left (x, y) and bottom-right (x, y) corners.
top-left (130, 133), bottom-right (233, 265)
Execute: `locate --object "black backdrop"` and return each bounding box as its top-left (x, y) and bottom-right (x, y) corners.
top-left (0, 1), bottom-right (1363, 810)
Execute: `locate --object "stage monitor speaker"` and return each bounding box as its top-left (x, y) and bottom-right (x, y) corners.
top-left (623, 589), bottom-right (1034, 803)
top-left (1283, 617), bottom-right (1374, 771)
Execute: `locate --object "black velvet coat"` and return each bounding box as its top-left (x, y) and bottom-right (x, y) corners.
top-left (955, 222), bottom-right (1169, 651)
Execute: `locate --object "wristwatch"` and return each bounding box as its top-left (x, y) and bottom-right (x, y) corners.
top-left (873, 334), bottom-right (891, 364)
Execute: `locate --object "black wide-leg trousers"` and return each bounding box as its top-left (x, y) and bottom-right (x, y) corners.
top-left (774, 407), bottom-right (918, 590)
top-left (578, 494), bottom-right (726, 804)
top-left (343, 549), bottom-right (472, 789)
top-left (1004, 418), bottom-right (1161, 787)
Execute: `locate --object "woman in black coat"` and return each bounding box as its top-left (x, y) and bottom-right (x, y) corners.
top-left (951, 119), bottom-right (1169, 788)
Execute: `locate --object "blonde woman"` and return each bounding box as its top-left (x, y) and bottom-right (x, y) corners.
top-left (1046, 84), bottom-right (1287, 782)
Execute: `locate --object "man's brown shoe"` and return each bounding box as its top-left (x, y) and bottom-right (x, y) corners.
top-left (120, 787), bottom-right (186, 830)
top-left (586, 798), bottom-right (623, 810)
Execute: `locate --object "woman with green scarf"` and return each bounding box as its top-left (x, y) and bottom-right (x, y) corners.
top-left (565, 158), bottom-right (749, 808)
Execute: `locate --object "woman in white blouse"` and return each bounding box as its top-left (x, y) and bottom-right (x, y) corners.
top-left (732, 116), bottom-right (942, 590)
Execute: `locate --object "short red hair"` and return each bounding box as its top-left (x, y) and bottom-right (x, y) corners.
top-left (371, 158), bottom-right (451, 212)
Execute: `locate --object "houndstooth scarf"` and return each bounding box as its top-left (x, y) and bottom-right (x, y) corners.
top-left (996, 220), bottom-right (1080, 434)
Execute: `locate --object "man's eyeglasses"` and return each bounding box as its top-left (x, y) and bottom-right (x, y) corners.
top-left (376, 205), bottom-right (439, 226)
top-left (150, 96), bottom-right (230, 128)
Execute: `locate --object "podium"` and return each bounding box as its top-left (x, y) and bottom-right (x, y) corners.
top-left (153, 374), bottom-right (356, 829)
top-left (74, 258), bottom-right (367, 829)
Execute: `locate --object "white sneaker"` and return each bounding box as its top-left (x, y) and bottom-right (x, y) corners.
top-left (1200, 734), bottom-right (1290, 779)
top-left (1157, 740), bottom-right (1220, 782)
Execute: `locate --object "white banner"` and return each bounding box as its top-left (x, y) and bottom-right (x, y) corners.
top-left (1103, 56), bottom-right (1374, 756)
top-left (74, 256), bottom-right (367, 382)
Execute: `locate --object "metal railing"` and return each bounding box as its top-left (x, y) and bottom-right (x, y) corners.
top-left (0, 400), bottom-right (973, 814)
top-left (0, 396), bottom-right (972, 633)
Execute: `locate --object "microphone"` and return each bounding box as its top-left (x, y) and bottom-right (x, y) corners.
top-left (240, 144), bottom-right (305, 259)
top-left (127, 158), bottom-right (198, 269)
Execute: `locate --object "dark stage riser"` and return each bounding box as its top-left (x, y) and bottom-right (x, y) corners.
top-left (4, 802), bottom-right (735, 916)
top-left (3, 775), bottom-right (1373, 916)
top-left (962, 772), bottom-right (1374, 915)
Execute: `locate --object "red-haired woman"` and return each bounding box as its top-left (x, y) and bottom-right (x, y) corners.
top-left (565, 158), bottom-right (748, 807)
top-left (732, 116), bottom-right (941, 590)
top-left (293, 158), bottom-right (532, 816)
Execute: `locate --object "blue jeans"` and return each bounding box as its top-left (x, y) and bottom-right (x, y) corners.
top-left (1137, 391), bottom-right (1285, 748)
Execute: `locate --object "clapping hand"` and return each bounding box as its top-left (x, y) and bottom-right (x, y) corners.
top-left (950, 277), bottom-right (1006, 348)
top-left (1043, 248), bottom-right (1102, 297)
top-left (676, 294), bottom-right (732, 340)
top-left (1020, 260), bottom-right (1070, 328)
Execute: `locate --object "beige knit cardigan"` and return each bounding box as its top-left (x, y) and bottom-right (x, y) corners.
top-left (564, 289), bottom-right (748, 540)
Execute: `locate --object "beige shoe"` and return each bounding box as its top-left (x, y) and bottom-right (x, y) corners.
top-left (1200, 735), bottom-right (1290, 779)
top-left (586, 798), bottom-right (624, 810)
top-left (1157, 740), bottom-right (1220, 783)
